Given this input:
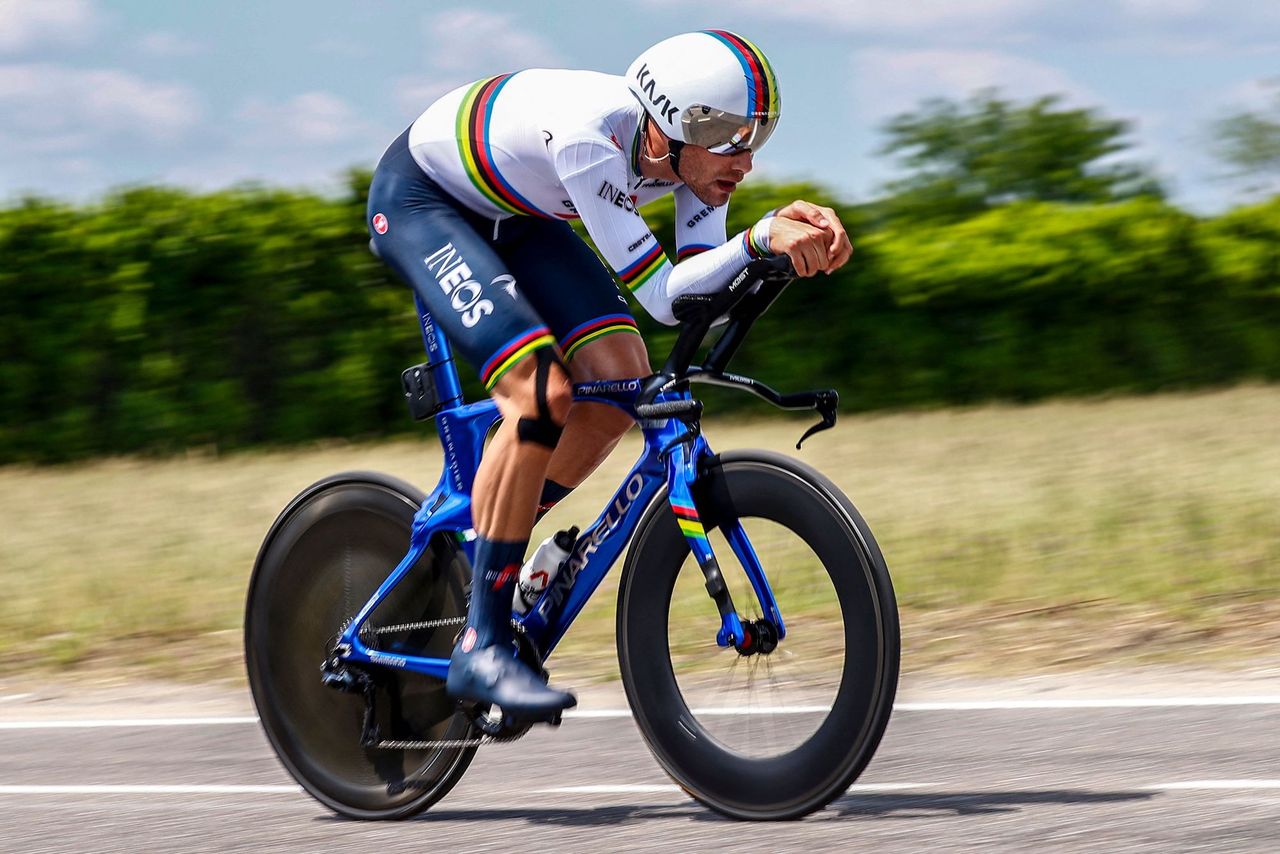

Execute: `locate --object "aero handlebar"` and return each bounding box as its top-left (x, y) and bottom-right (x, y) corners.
top-left (635, 255), bottom-right (797, 418)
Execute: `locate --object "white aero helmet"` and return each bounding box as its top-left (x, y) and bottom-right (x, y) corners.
top-left (626, 30), bottom-right (781, 156)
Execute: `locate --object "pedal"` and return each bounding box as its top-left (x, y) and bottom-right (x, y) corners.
top-left (466, 701), bottom-right (565, 735)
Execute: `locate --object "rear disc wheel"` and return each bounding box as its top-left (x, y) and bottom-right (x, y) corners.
top-left (244, 472), bottom-right (475, 819)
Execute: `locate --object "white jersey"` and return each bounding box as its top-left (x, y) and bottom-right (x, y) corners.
top-left (407, 69), bottom-right (773, 325)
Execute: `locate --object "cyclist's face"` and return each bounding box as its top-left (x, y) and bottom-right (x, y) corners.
top-left (682, 146), bottom-right (753, 207)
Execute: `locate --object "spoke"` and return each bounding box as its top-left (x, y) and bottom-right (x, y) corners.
top-left (669, 513), bottom-right (849, 758)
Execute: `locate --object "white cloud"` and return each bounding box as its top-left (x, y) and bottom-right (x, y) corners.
top-left (637, 0), bottom-right (1042, 41)
top-left (1119, 0), bottom-right (1207, 18)
top-left (639, 0), bottom-right (1280, 53)
top-left (850, 49), bottom-right (1094, 125)
top-left (313, 39), bottom-right (371, 59)
top-left (0, 0), bottom-right (101, 53)
top-left (137, 31), bottom-right (204, 58)
top-left (1220, 77), bottom-right (1280, 112)
top-left (394, 77), bottom-right (473, 119)
top-left (0, 63), bottom-right (202, 146)
top-left (391, 10), bottom-right (564, 117)
top-left (236, 91), bottom-right (373, 147)
top-left (421, 10), bottom-right (563, 72)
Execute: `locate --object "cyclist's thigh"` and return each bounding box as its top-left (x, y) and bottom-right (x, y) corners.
top-left (557, 326), bottom-right (650, 383)
top-left (497, 218), bottom-right (644, 373)
top-left (368, 153), bottom-right (555, 392)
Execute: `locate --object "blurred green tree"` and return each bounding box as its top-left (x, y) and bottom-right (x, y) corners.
top-left (874, 90), bottom-right (1163, 224)
top-left (1211, 82), bottom-right (1280, 197)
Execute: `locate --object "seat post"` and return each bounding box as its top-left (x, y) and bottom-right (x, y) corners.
top-left (413, 292), bottom-right (464, 408)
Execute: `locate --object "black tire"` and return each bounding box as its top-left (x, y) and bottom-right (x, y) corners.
top-left (244, 471), bottom-right (476, 819)
top-left (616, 451), bottom-right (899, 820)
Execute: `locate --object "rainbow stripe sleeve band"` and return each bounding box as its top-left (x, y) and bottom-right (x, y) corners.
top-left (617, 240), bottom-right (668, 292)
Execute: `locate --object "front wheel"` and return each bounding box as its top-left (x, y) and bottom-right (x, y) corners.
top-left (616, 451), bottom-right (899, 820)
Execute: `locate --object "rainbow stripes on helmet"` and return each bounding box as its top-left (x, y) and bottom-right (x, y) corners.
top-left (703, 30), bottom-right (780, 119)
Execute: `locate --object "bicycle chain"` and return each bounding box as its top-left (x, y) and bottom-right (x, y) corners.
top-left (373, 727), bottom-right (527, 750)
top-left (374, 737), bottom-right (483, 749)
top-left (357, 616), bottom-right (532, 749)
top-left (365, 616), bottom-right (527, 638)
top-left (365, 616), bottom-right (464, 637)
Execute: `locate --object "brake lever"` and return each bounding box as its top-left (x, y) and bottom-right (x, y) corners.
top-left (796, 390), bottom-right (839, 450)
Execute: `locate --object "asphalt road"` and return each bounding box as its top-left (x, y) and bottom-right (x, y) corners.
top-left (2, 685), bottom-right (1278, 853)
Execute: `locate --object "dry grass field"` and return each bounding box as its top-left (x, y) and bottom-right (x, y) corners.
top-left (1, 385), bottom-right (1277, 685)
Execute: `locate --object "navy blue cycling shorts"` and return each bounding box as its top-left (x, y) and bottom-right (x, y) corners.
top-left (367, 128), bottom-right (639, 390)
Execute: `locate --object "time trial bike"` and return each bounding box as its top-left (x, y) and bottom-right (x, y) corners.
top-left (244, 254), bottom-right (899, 821)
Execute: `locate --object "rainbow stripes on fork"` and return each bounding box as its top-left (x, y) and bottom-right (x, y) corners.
top-left (670, 500), bottom-right (709, 545)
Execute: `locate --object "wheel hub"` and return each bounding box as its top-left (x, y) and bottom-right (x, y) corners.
top-left (734, 618), bottom-right (779, 656)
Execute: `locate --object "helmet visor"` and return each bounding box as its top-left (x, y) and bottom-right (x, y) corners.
top-left (680, 104), bottom-right (779, 154)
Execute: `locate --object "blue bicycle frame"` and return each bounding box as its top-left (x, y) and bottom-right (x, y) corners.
top-left (336, 294), bottom-right (785, 680)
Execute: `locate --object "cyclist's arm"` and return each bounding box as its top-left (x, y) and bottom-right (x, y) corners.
top-left (554, 139), bottom-right (774, 326)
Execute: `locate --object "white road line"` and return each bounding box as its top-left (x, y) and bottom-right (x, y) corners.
top-left (0, 785), bottom-right (300, 795)
top-left (570, 706), bottom-right (826, 717)
top-left (1149, 780), bottom-right (1280, 790)
top-left (0, 717), bottom-right (259, 730)
top-left (538, 785), bottom-right (680, 794)
top-left (0, 781), bottom-right (1276, 798)
top-left (537, 783), bottom-right (933, 795)
top-left (524, 696), bottom-right (1280, 718)
top-left (1, 696), bottom-right (1278, 729)
top-left (896, 697), bottom-right (1280, 711)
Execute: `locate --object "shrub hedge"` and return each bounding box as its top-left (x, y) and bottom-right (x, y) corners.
top-left (1, 182), bottom-right (1276, 462)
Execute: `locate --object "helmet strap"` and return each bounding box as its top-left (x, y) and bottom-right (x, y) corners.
top-left (639, 112), bottom-right (687, 181)
top-left (666, 138), bottom-right (687, 180)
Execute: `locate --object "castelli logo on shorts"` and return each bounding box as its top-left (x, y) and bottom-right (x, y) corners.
top-left (460, 626), bottom-right (477, 653)
top-left (372, 213), bottom-right (388, 234)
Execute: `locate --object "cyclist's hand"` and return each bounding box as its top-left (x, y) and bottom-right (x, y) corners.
top-left (768, 216), bottom-right (832, 278)
top-left (774, 200), bottom-right (853, 274)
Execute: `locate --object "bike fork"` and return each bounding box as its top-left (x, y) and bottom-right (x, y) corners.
top-left (667, 441), bottom-right (786, 651)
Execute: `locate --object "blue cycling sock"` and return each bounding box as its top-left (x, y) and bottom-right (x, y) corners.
top-left (535, 478), bottom-right (575, 521)
top-left (460, 535), bottom-right (528, 653)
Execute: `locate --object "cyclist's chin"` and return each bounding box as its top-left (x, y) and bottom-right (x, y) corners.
top-left (690, 181), bottom-right (732, 207)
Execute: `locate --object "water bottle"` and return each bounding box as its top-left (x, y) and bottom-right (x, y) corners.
top-left (512, 527), bottom-right (579, 614)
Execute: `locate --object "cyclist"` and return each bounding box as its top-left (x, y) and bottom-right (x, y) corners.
top-left (367, 31), bottom-right (853, 719)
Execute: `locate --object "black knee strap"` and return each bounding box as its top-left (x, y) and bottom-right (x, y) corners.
top-left (516, 348), bottom-right (565, 450)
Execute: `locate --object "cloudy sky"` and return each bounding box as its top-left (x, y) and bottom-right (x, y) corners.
top-left (2, 0), bottom-right (1277, 211)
